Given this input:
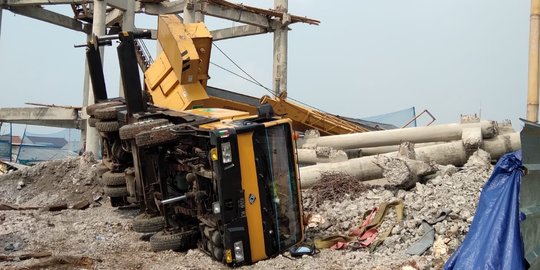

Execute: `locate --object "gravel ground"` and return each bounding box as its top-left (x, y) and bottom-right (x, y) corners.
top-left (0, 150), bottom-right (494, 269)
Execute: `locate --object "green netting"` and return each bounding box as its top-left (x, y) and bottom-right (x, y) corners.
top-left (0, 124), bottom-right (12, 161)
top-left (16, 129), bottom-right (80, 165)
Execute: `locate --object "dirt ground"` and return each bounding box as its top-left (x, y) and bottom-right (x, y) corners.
top-left (0, 151), bottom-right (493, 269)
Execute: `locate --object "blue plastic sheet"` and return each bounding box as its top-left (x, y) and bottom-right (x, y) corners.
top-left (444, 151), bottom-right (525, 270)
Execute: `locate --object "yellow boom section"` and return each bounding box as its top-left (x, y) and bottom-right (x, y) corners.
top-left (144, 15), bottom-right (371, 135)
top-left (260, 95), bottom-right (369, 135)
top-left (145, 15), bottom-right (212, 111)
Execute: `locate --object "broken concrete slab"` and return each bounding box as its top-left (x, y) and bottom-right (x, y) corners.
top-left (297, 148), bottom-right (348, 164)
top-left (72, 200), bottom-right (91, 210)
top-left (44, 203), bottom-right (68, 212)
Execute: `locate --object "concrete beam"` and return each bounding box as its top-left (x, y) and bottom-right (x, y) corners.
top-left (106, 0), bottom-right (127, 11)
top-left (0, 107), bottom-right (82, 129)
top-left (211, 25), bottom-right (269, 41)
top-left (8, 6), bottom-right (87, 33)
top-left (106, 8), bottom-right (123, 26)
top-left (141, 0), bottom-right (185, 15)
top-left (303, 121), bottom-right (498, 150)
top-left (200, 2), bottom-right (271, 29)
top-left (5, 0), bottom-right (86, 5)
top-left (5, 120), bottom-right (82, 129)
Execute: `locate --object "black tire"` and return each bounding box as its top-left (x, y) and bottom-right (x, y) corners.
top-left (104, 185), bottom-right (129, 197)
top-left (88, 117), bottom-right (99, 128)
top-left (213, 246), bottom-right (224, 261)
top-left (102, 171), bottom-right (126, 186)
top-left (86, 100), bottom-right (123, 116)
top-left (135, 125), bottom-right (181, 148)
top-left (211, 230), bottom-right (223, 247)
top-left (132, 214), bottom-right (166, 233)
top-left (95, 163), bottom-right (109, 178)
top-left (95, 121), bottom-right (120, 133)
top-left (119, 119), bottom-right (170, 140)
top-left (94, 105), bottom-right (125, 120)
top-left (150, 230), bottom-right (198, 252)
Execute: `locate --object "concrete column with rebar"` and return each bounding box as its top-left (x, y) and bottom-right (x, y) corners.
top-left (302, 121), bottom-right (498, 150)
top-left (528, 0), bottom-right (540, 122)
top-left (85, 0), bottom-right (107, 155)
top-left (272, 0), bottom-right (288, 96)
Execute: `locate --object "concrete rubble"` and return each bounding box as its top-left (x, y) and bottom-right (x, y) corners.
top-left (0, 118), bottom-right (522, 269)
top-left (298, 118), bottom-right (520, 187)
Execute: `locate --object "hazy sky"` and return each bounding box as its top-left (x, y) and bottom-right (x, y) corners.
top-left (0, 0), bottom-right (531, 136)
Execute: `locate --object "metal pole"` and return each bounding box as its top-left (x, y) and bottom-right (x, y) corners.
top-left (272, 0), bottom-right (288, 96)
top-left (85, 0), bottom-right (107, 156)
top-left (528, 0), bottom-right (540, 122)
top-left (118, 0), bottom-right (136, 98)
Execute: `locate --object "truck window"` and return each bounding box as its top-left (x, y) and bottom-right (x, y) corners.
top-left (253, 124), bottom-right (301, 250)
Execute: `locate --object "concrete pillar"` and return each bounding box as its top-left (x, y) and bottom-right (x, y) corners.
top-left (304, 121), bottom-right (497, 150)
top-left (272, 0), bottom-right (288, 96)
top-left (0, 7), bottom-right (3, 39)
top-left (117, 0), bottom-right (136, 98)
top-left (85, 0), bottom-right (107, 156)
top-left (195, 11), bottom-right (205, 22)
top-left (355, 142), bottom-right (441, 157)
top-left (528, 0), bottom-right (540, 122)
top-left (183, 0), bottom-right (196, 23)
top-left (81, 33), bottom-right (92, 148)
top-left (299, 133), bottom-right (521, 187)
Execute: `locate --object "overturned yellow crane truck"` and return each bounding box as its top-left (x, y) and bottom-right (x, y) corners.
top-left (84, 15), bottom-right (304, 266)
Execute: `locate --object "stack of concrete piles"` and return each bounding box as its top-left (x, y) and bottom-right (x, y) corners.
top-left (297, 118), bottom-right (521, 187)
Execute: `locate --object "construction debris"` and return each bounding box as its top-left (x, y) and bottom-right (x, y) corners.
top-left (299, 119), bottom-right (520, 187)
top-left (0, 251), bottom-right (52, 262)
top-left (0, 119), bottom-right (521, 269)
top-left (0, 152), bottom-right (100, 207)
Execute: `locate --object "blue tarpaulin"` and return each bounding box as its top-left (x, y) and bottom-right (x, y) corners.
top-left (444, 151), bottom-right (525, 270)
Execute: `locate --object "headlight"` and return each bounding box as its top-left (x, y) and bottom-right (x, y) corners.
top-left (212, 201), bottom-right (220, 214)
top-left (234, 241), bottom-right (244, 262)
top-left (221, 142), bottom-right (232, 163)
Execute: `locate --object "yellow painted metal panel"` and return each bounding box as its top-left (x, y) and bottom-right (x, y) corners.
top-left (237, 133), bottom-right (267, 262)
top-left (187, 108), bottom-right (249, 119)
top-left (145, 53), bottom-right (169, 90)
top-left (161, 68), bottom-right (180, 96)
